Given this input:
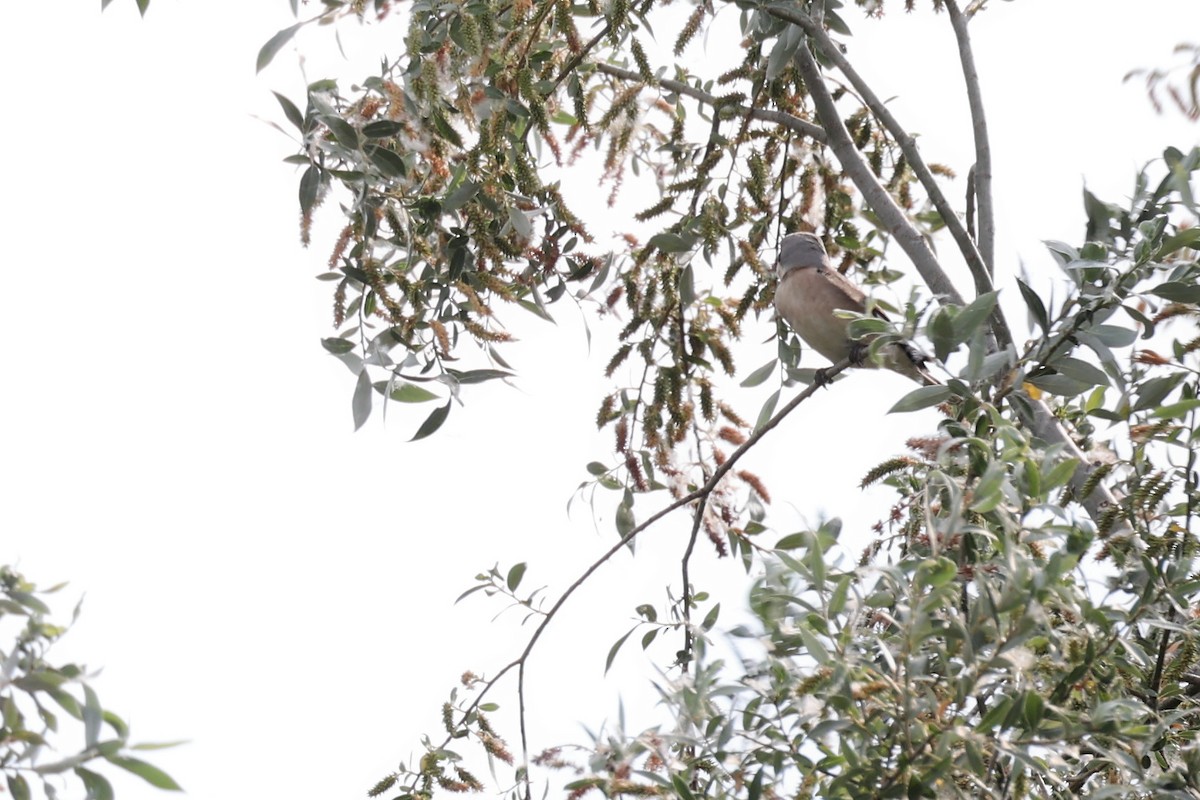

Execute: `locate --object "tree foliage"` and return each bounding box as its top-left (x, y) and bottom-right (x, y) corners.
top-left (196, 0), bottom-right (1200, 796)
top-left (0, 566), bottom-right (181, 800)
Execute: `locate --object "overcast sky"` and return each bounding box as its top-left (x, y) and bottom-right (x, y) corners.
top-left (2, 2), bottom-right (1196, 799)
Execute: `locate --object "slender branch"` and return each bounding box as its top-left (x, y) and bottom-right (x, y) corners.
top-left (443, 358), bottom-right (853, 754)
top-left (792, 44), bottom-right (966, 306)
top-left (680, 492), bottom-right (705, 668)
top-left (595, 62), bottom-right (826, 141)
top-left (518, 660), bottom-right (530, 800)
top-left (966, 166), bottom-right (977, 242)
top-left (763, 5), bottom-right (1012, 351)
top-left (945, 0), bottom-right (995, 274)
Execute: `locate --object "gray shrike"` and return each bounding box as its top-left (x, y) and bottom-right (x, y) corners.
top-left (773, 232), bottom-right (940, 386)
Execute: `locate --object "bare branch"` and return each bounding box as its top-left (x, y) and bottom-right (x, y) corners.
top-left (445, 358), bottom-right (854, 759)
top-left (945, 0), bottom-right (995, 274)
top-left (792, 43), bottom-right (966, 306)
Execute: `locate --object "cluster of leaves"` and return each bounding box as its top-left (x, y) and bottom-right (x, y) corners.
top-left (0, 566), bottom-right (181, 800)
top-left (262, 0), bottom-right (943, 485)
top-left (249, 1), bottom-right (1200, 798)
top-left (541, 154), bottom-right (1200, 798)
top-left (1126, 44), bottom-right (1200, 121)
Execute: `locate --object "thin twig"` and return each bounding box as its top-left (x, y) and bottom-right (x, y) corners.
top-left (595, 62), bottom-right (826, 141)
top-left (445, 358), bottom-right (853, 765)
top-left (945, 0), bottom-right (995, 275)
top-left (792, 44), bottom-right (966, 307)
top-left (679, 493), bottom-right (705, 668)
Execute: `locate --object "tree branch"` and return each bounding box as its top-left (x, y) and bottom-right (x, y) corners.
top-left (763, 5), bottom-right (1012, 350)
top-left (793, 38), bottom-right (1124, 536)
top-left (595, 62), bottom-right (826, 142)
top-left (792, 44), bottom-right (966, 306)
top-left (945, 0), bottom-right (995, 274)
top-left (443, 358), bottom-right (853, 767)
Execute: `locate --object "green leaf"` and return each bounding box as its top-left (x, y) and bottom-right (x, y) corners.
top-left (411, 401), bottom-right (451, 441)
top-left (671, 773), bottom-right (698, 800)
top-left (75, 767), bottom-right (114, 800)
top-left (507, 207), bottom-right (533, 239)
top-left (256, 23), bottom-right (302, 73)
top-left (1150, 281), bottom-right (1200, 303)
top-left (615, 499), bottom-right (636, 539)
top-left (1136, 373), bottom-right (1186, 411)
top-left (272, 91), bottom-right (305, 132)
top-left (700, 603), bottom-right (720, 631)
top-left (1088, 324), bottom-right (1136, 347)
top-left (104, 756), bottom-right (182, 791)
top-left (1016, 279), bottom-right (1048, 333)
top-left (1153, 398), bottom-right (1200, 419)
top-left (951, 291), bottom-right (999, 344)
top-left (740, 359), bottom-right (777, 388)
top-left (1027, 373), bottom-right (1092, 396)
top-left (82, 684), bottom-right (102, 748)
top-left (506, 563), bottom-right (527, 592)
top-left (927, 308), bottom-right (956, 361)
top-left (970, 463), bottom-right (1007, 513)
top-left (766, 27), bottom-right (801, 80)
top-left (443, 181), bottom-right (480, 212)
top-left (646, 232), bottom-right (694, 253)
top-left (321, 115), bottom-right (360, 150)
top-left (362, 120), bottom-right (405, 138)
top-left (774, 532), bottom-right (807, 550)
top-left (6, 775), bottom-right (30, 800)
top-left (605, 629), bottom-right (634, 675)
top-left (386, 383), bottom-right (440, 403)
top-left (299, 165), bottom-right (320, 215)
top-left (916, 557), bottom-right (958, 589)
top-left (1043, 458), bottom-right (1080, 491)
top-left (367, 146), bottom-right (405, 178)
top-left (795, 624), bottom-right (831, 665)
top-left (352, 370), bottom-right (372, 431)
top-left (445, 368), bottom-right (513, 385)
top-left (321, 337), bottom-right (355, 355)
top-left (430, 109), bottom-right (463, 148)
top-left (888, 385), bottom-right (952, 414)
top-left (747, 770), bottom-right (765, 800)
top-left (754, 388), bottom-right (780, 432)
top-left (678, 264), bottom-right (695, 306)
top-left (1158, 226), bottom-right (1200, 257)
top-left (1053, 357), bottom-right (1110, 387)
top-left (129, 740), bottom-right (188, 751)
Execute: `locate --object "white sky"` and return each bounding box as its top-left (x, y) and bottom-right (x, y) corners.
top-left (2, 2), bottom-right (1196, 799)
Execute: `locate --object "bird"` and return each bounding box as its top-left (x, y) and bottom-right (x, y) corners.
top-left (773, 232), bottom-right (940, 386)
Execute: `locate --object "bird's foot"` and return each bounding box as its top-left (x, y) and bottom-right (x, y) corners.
top-left (813, 368), bottom-right (833, 388)
top-left (848, 341), bottom-right (870, 366)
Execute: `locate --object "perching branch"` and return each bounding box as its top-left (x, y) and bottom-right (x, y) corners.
top-left (792, 36), bottom-right (1122, 534)
top-left (945, 0), bottom-right (995, 275)
top-left (441, 358), bottom-right (853, 782)
top-left (763, 4), bottom-right (1013, 351)
top-left (792, 44), bottom-right (967, 307)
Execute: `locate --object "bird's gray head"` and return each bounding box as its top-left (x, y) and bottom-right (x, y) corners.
top-left (776, 232), bottom-right (829, 278)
